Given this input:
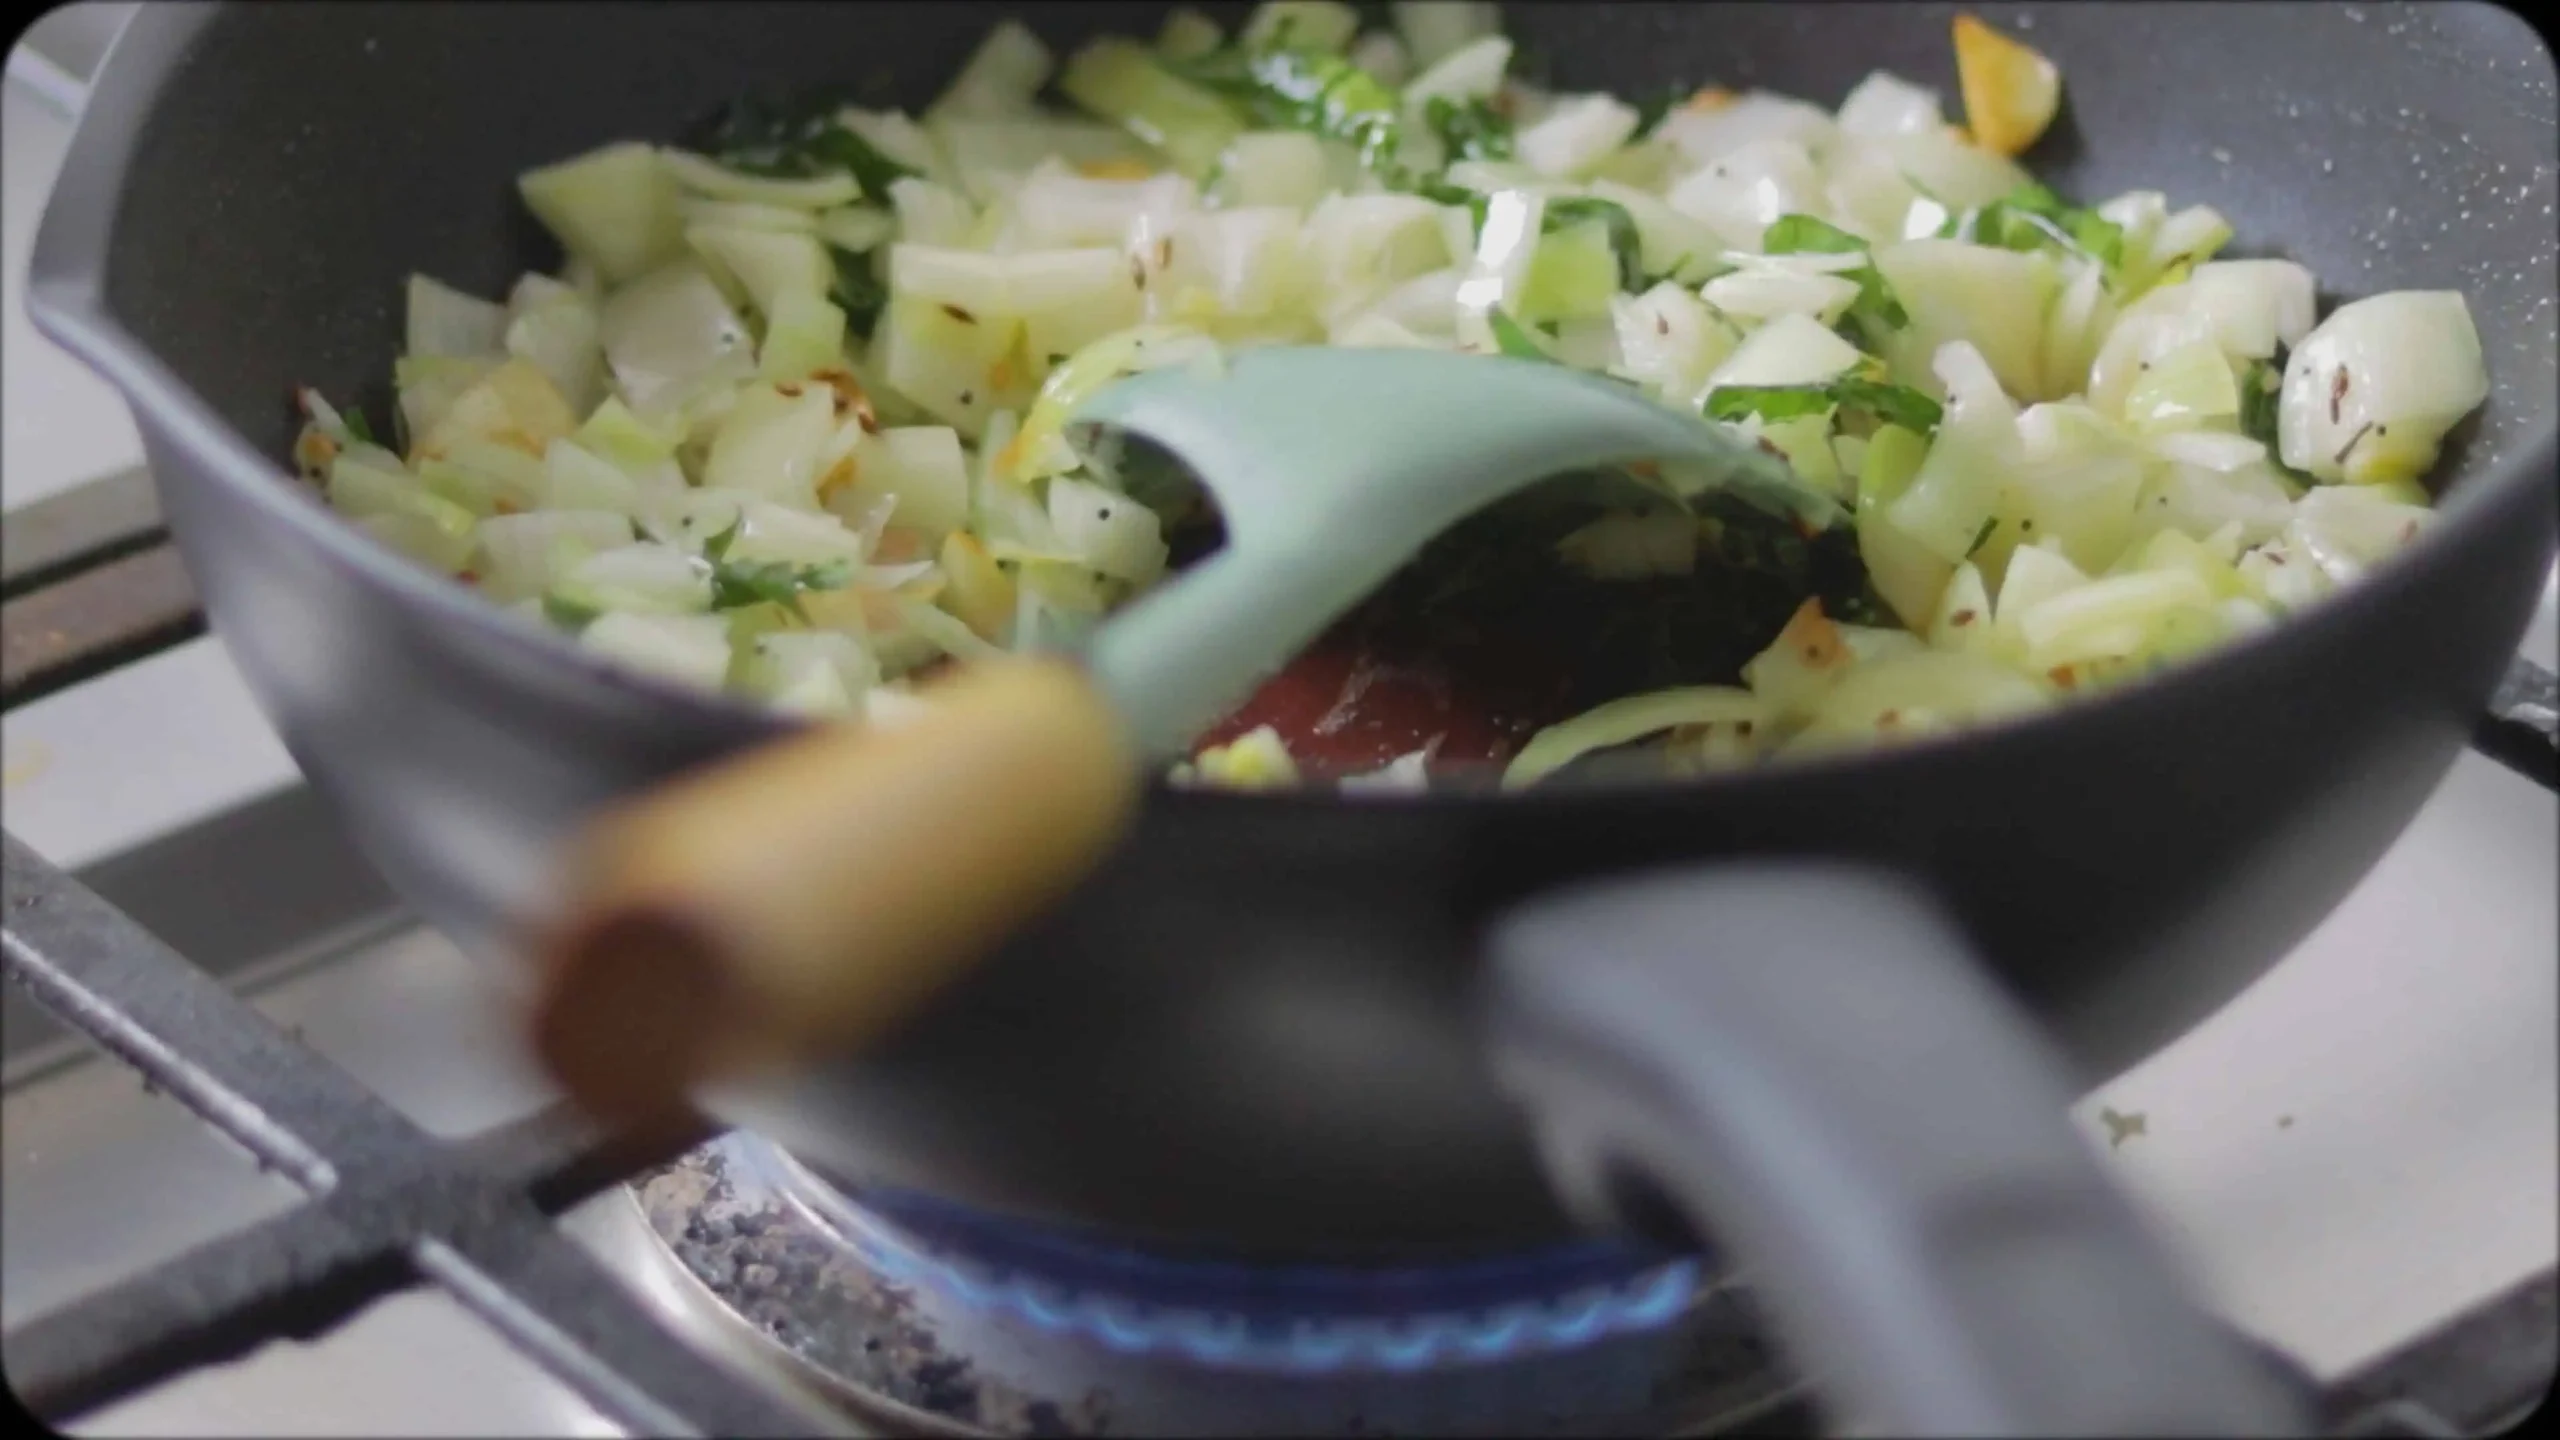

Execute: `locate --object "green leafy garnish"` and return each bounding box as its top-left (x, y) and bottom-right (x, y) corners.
top-left (1421, 94), bottom-right (1514, 163)
top-left (826, 243), bottom-right (889, 337)
top-left (701, 518), bottom-right (855, 618)
top-left (1546, 197), bottom-right (1645, 292)
top-left (1703, 376), bottom-right (1945, 435)
top-left (2241, 346), bottom-right (2319, 486)
top-left (1762, 212), bottom-right (1910, 344)
top-left (1943, 182), bottom-right (2125, 272)
top-left (342, 407), bottom-right (377, 448)
top-left (1166, 43), bottom-right (1404, 172)
top-left (1487, 306), bottom-right (1552, 360)
top-left (687, 94), bottom-right (918, 198)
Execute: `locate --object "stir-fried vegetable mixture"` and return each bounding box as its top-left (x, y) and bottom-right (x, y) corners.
top-left (294, 3), bottom-right (2487, 791)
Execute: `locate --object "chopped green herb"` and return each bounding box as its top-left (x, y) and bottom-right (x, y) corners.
top-left (686, 93), bottom-right (918, 198)
top-left (1421, 94), bottom-right (1514, 163)
top-left (1828, 378), bottom-right (1944, 434)
top-left (1703, 376), bottom-right (1944, 435)
top-left (826, 243), bottom-right (889, 337)
top-left (1945, 182), bottom-right (2125, 273)
top-left (1702, 384), bottom-right (1836, 425)
top-left (1965, 515), bottom-right (1999, 558)
top-left (341, 407), bottom-right (377, 448)
top-left (1761, 212), bottom-right (1909, 344)
top-left (700, 518), bottom-right (855, 617)
top-left (2241, 346), bottom-right (2319, 485)
top-left (1762, 214), bottom-right (1868, 257)
top-left (1487, 306), bottom-right (1551, 360)
top-left (1166, 43), bottom-right (1404, 172)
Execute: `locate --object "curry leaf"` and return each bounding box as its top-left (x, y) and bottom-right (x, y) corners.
top-left (1761, 212), bottom-right (1910, 342)
top-left (688, 94), bottom-right (917, 198)
top-left (1422, 94), bottom-right (1514, 162)
top-left (1702, 376), bottom-right (1944, 434)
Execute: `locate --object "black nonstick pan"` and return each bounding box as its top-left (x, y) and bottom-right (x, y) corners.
top-left (29, 2), bottom-right (2556, 1431)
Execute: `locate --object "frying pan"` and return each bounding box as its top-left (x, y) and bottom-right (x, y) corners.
top-left (28, 1), bottom-right (2555, 1431)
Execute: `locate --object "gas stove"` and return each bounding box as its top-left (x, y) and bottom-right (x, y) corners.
top-left (4, 12), bottom-right (2556, 1434)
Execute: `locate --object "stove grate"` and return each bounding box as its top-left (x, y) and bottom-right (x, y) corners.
top-left (0, 832), bottom-right (825, 1437)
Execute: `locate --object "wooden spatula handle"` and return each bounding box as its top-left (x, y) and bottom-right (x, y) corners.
top-left (526, 656), bottom-right (1139, 1128)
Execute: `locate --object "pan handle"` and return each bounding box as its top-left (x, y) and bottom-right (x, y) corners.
top-left (1482, 863), bottom-right (2308, 1437)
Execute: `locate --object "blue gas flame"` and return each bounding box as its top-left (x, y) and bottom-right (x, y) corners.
top-left (744, 1140), bottom-right (1706, 1376)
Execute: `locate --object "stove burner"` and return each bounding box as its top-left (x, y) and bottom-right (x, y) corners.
top-left (631, 1134), bottom-right (1806, 1437)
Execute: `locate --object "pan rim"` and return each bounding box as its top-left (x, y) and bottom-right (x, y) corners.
top-left (26, 0), bottom-right (2556, 815)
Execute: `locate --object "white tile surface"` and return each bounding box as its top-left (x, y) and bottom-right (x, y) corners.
top-left (1, 636), bottom-right (303, 871)
top-left (2073, 750), bottom-right (2558, 1380)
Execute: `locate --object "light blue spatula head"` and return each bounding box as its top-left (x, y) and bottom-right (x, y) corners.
top-left (1067, 347), bottom-right (1844, 761)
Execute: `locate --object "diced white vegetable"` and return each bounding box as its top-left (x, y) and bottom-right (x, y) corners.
top-left (1047, 474), bottom-right (1169, 582)
top-left (840, 107), bottom-right (946, 180)
top-left (702, 382), bottom-right (841, 505)
top-left (759, 288), bottom-right (850, 382)
top-left (559, 543), bottom-right (716, 616)
top-left (1403, 34), bottom-right (1512, 109)
top-left (1585, 179), bottom-right (1721, 283)
top-left (1654, 92), bottom-right (1836, 166)
top-left (1348, 30), bottom-right (1413, 87)
top-left (598, 263), bottom-right (756, 414)
top-left (2120, 338), bottom-right (2241, 434)
top-left (1012, 161), bottom-right (1198, 248)
top-left (1610, 282), bottom-right (1738, 408)
top-left (1879, 125), bottom-right (2032, 209)
top-left (412, 358), bottom-right (579, 463)
top-left (686, 225), bottom-right (833, 318)
top-left (1835, 72), bottom-right (1944, 138)
top-left (658, 150), bottom-right (863, 210)
top-left (1217, 131), bottom-right (1333, 210)
top-left (932, 19), bottom-right (1055, 117)
top-left (846, 425), bottom-right (974, 538)
top-left (476, 511), bottom-right (635, 602)
top-left (407, 274), bottom-right (508, 359)
top-left (542, 439), bottom-right (643, 511)
top-left (872, 292), bottom-right (1029, 438)
top-left (1515, 94), bottom-right (1641, 179)
top-left (1557, 510), bottom-right (1697, 580)
top-left (1886, 341), bottom-right (2026, 564)
top-left (2277, 291), bottom-right (2488, 485)
top-left (1873, 239), bottom-right (2058, 402)
top-left (1702, 311), bottom-right (1864, 390)
top-left (1303, 194), bottom-right (1450, 319)
top-left (1786, 651), bottom-right (2051, 752)
top-left (2180, 260), bottom-right (2317, 361)
top-left (579, 612), bottom-right (734, 690)
top-left (1244, 1), bottom-right (1360, 52)
top-left (1700, 259), bottom-right (1862, 327)
top-left (502, 280), bottom-right (603, 415)
top-left (1664, 140), bottom-right (1823, 251)
top-left (518, 142), bottom-right (686, 284)
top-left (888, 176), bottom-right (982, 247)
top-left (1391, 1), bottom-right (1501, 69)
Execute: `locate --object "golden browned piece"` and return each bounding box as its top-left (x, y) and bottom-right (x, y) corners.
top-left (527, 656), bottom-right (1139, 1128)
